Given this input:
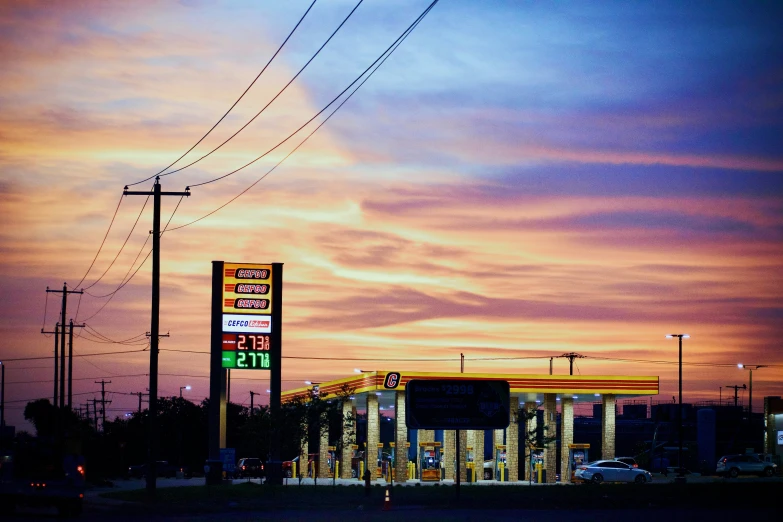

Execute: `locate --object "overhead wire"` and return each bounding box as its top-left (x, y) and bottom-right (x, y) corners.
top-left (127, 0), bottom-right (319, 187)
top-left (188, 0), bottom-right (439, 190)
top-left (165, 0), bottom-right (440, 232)
top-left (152, 0), bottom-right (365, 181)
top-left (81, 193), bottom-right (150, 291)
top-left (76, 189), bottom-right (184, 321)
top-left (73, 194), bottom-right (124, 289)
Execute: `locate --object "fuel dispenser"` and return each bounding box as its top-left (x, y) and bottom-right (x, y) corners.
top-left (377, 443), bottom-right (386, 480)
top-left (388, 442), bottom-right (410, 482)
top-left (568, 443), bottom-right (589, 481)
top-left (530, 448), bottom-right (545, 483)
top-left (495, 445), bottom-right (508, 482)
top-left (350, 444), bottom-right (362, 479)
top-left (465, 446), bottom-right (476, 482)
top-left (418, 442), bottom-right (442, 482)
top-left (327, 446), bottom-right (337, 478)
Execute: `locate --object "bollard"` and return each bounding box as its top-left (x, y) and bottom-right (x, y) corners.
top-left (536, 462), bottom-right (543, 483)
top-left (335, 461), bottom-right (339, 479)
top-left (383, 487), bottom-right (391, 510)
top-left (292, 461), bottom-right (297, 480)
top-left (359, 461), bottom-right (365, 481)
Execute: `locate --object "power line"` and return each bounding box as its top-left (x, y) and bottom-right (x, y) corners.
top-left (81, 193), bottom-right (150, 291)
top-left (165, 0), bottom-right (441, 233)
top-left (187, 0), bottom-right (440, 190)
top-left (155, 0), bottom-right (365, 182)
top-left (2, 349), bottom-right (147, 363)
top-left (127, 0), bottom-right (319, 187)
top-left (73, 194), bottom-right (124, 288)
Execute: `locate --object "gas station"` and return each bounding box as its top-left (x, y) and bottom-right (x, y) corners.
top-left (281, 371), bottom-right (659, 484)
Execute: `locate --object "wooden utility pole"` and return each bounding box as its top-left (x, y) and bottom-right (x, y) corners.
top-left (67, 320), bottom-right (85, 408)
top-left (45, 284), bottom-right (83, 408)
top-left (96, 380), bottom-right (112, 429)
top-left (124, 178), bottom-right (189, 499)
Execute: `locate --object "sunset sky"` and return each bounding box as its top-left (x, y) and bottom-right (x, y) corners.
top-left (1, 0), bottom-right (781, 432)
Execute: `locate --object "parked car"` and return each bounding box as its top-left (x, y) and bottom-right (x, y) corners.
top-left (614, 457), bottom-right (639, 468)
top-left (236, 458), bottom-right (264, 478)
top-left (574, 460), bottom-right (653, 484)
top-left (716, 454), bottom-right (777, 478)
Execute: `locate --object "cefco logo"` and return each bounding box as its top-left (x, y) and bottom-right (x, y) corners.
top-left (222, 314), bottom-right (272, 333)
top-left (384, 372), bottom-right (401, 389)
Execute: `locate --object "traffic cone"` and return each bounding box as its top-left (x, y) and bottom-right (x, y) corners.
top-left (383, 487), bottom-right (391, 510)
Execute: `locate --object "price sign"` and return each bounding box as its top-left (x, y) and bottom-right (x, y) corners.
top-left (405, 379), bottom-right (510, 430)
top-left (222, 333), bottom-right (272, 369)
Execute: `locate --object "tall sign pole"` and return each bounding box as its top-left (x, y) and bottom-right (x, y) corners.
top-left (209, 261), bottom-right (282, 482)
top-left (124, 178), bottom-right (189, 499)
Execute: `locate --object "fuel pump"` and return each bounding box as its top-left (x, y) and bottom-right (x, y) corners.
top-left (465, 446), bottom-right (476, 483)
top-left (327, 446), bottom-right (337, 478)
top-left (418, 441), bottom-right (442, 482)
top-left (495, 445), bottom-right (508, 482)
top-left (350, 444), bottom-right (361, 479)
top-left (531, 448), bottom-right (545, 483)
top-left (568, 443), bottom-right (589, 481)
top-left (376, 443), bottom-right (385, 480)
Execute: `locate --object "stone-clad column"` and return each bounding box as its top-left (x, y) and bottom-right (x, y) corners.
top-left (560, 398), bottom-right (574, 484)
top-left (458, 430), bottom-right (468, 481)
top-left (298, 435), bottom-right (307, 479)
top-left (340, 400), bottom-right (354, 478)
top-left (601, 394), bottom-right (616, 459)
top-left (318, 430), bottom-right (329, 479)
top-left (394, 391), bottom-right (408, 482)
top-left (543, 394), bottom-right (557, 483)
top-left (366, 393), bottom-right (379, 478)
top-left (507, 398), bottom-right (520, 481)
top-left (523, 402), bottom-right (537, 482)
top-left (472, 429), bottom-right (485, 479)
top-left (444, 430), bottom-right (455, 479)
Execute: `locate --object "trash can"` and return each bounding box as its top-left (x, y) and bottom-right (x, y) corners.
top-left (204, 460), bottom-right (223, 485)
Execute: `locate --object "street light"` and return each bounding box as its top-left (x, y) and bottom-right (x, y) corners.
top-left (738, 364), bottom-right (767, 424)
top-left (666, 334), bottom-right (689, 482)
top-left (179, 385), bottom-right (191, 398)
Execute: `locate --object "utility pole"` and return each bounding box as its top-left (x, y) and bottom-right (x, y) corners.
top-left (45, 284), bottom-right (83, 409)
top-left (124, 178), bottom-right (189, 499)
top-left (249, 391), bottom-right (258, 416)
top-left (92, 399), bottom-right (99, 432)
top-left (549, 357), bottom-right (553, 375)
top-left (41, 324), bottom-right (60, 406)
top-left (725, 384), bottom-right (746, 407)
top-left (559, 352), bottom-right (585, 375)
top-left (95, 380), bottom-right (112, 430)
top-left (68, 320), bottom-right (85, 408)
top-left (134, 391), bottom-right (149, 414)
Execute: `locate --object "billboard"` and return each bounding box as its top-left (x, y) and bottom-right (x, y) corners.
top-left (405, 379), bottom-right (510, 430)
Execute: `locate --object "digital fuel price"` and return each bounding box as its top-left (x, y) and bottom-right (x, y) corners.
top-left (221, 333), bottom-right (272, 370)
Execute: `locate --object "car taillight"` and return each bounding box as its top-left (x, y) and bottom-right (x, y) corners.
top-left (242, 466), bottom-right (246, 470)
top-left (77, 465), bottom-right (85, 475)
top-left (722, 458), bottom-right (727, 463)
top-left (578, 466), bottom-right (587, 470)
top-left (633, 464), bottom-right (638, 468)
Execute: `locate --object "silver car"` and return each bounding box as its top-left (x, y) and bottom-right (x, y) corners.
top-left (716, 454), bottom-right (777, 478)
top-left (574, 460), bottom-right (653, 484)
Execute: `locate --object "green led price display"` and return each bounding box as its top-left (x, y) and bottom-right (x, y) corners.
top-left (222, 333), bottom-right (272, 370)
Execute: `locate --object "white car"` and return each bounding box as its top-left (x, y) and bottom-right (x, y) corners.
top-left (574, 460), bottom-right (653, 484)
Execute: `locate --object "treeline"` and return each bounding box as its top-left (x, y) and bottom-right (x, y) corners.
top-left (20, 391), bottom-right (353, 481)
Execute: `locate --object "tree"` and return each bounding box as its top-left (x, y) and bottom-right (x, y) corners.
top-left (514, 408), bottom-right (556, 484)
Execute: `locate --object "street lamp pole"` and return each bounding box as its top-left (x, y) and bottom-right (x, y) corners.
top-left (179, 385), bottom-right (191, 399)
top-left (666, 334), bottom-right (689, 481)
top-left (738, 364), bottom-right (767, 425)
